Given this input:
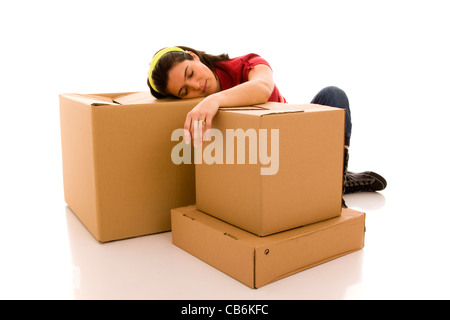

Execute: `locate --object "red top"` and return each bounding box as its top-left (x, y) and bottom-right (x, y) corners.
top-left (214, 54), bottom-right (286, 103)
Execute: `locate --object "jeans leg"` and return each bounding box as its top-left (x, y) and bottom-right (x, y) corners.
top-left (311, 86), bottom-right (352, 146)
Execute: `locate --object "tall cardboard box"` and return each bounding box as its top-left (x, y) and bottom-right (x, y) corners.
top-left (59, 92), bottom-right (199, 242)
top-left (171, 205), bottom-right (365, 289)
top-left (196, 103), bottom-right (346, 236)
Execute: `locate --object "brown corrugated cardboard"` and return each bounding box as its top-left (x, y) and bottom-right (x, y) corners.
top-left (195, 103), bottom-right (346, 236)
top-left (171, 205), bottom-right (365, 289)
top-left (59, 92), bottom-right (200, 242)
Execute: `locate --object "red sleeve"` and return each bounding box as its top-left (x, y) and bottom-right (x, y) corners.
top-left (241, 54), bottom-right (272, 82)
top-left (214, 53), bottom-right (286, 103)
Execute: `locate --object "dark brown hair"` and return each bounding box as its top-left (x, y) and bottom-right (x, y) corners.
top-left (148, 46), bottom-right (230, 98)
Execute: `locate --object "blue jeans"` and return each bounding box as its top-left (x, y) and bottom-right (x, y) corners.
top-left (311, 86), bottom-right (352, 146)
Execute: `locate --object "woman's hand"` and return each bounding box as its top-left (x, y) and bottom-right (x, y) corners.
top-left (184, 95), bottom-right (220, 147)
top-left (183, 64), bottom-right (274, 146)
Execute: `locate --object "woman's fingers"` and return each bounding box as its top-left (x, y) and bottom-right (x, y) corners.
top-left (183, 113), bottom-right (192, 145)
top-left (193, 118), bottom-right (206, 147)
top-left (185, 116), bottom-right (204, 147)
top-left (184, 97), bottom-right (219, 146)
top-left (204, 117), bottom-right (212, 141)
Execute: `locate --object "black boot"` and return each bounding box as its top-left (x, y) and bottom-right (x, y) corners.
top-left (344, 171), bottom-right (387, 194)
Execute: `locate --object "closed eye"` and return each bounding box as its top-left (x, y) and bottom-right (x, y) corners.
top-left (178, 66), bottom-right (193, 97)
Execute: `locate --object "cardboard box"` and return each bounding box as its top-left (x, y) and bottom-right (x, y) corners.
top-left (59, 92), bottom-right (200, 242)
top-left (195, 103), bottom-right (345, 236)
top-left (171, 205), bottom-right (365, 289)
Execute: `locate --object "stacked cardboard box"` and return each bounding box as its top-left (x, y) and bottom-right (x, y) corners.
top-left (171, 103), bottom-right (366, 288)
top-left (172, 206), bottom-right (365, 289)
top-left (195, 103), bottom-right (345, 235)
top-left (59, 92), bottom-right (199, 242)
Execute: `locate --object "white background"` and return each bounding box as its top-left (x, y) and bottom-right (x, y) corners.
top-left (1, 0), bottom-right (449, 299)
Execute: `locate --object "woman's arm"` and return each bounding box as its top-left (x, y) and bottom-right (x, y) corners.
top-left (214, 64), bottom-right (274, 106)
top-left (184, 64), bottom-right (275, 146)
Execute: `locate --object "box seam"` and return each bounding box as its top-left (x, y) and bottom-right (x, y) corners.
top-left (258, 118), bottom-right (263, 235)
top-left (253, 248), bottom-right (257, 289)
top-left (176, 165), bottom-right (181, 209)
top-left (90, 107), bottom-right (102, 240)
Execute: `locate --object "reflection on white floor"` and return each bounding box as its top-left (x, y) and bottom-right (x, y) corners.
top-left (65, 205), bottom-right (365, 300)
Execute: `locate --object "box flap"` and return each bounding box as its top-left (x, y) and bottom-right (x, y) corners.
top-left (218, 105), bottom-right (303, 117)
top-left (60, 93), bottom-right (119, 106)
top-left (112, 93), bottom-right (204, 106)
top-left (61, 92), bottom-right (205, 107)
top-left (219, 106), bottom-right (269, 111)
top-left (255, 102), bottom-right (342, 114)
top-left (217, 103), bottom-right (340, 117)
top-left (112, 92), bottom-right (156, 105)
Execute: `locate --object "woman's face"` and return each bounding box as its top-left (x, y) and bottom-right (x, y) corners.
top-left (166, 52), bottom-right (220, 99)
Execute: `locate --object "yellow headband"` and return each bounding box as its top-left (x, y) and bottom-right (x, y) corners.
top-left (148, 46), bottom-right (186, 94)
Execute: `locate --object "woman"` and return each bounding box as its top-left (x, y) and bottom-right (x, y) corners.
top-left (147, 46), bottom-right (387, 198)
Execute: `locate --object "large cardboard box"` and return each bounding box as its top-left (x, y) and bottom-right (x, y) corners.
top-left (196, 103), bottom-right (345, 236)
top-left (171, 205), bottom-right (365, 289)
top-left (59, 92), bottom-right (199, 242)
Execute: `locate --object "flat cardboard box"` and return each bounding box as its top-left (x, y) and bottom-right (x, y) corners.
top-left (196, 103), bottom-right (345, 236)
top-left (171, 205), bottom-right (365, 289)
top-left (59, 92), bottom-right (200, 242)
